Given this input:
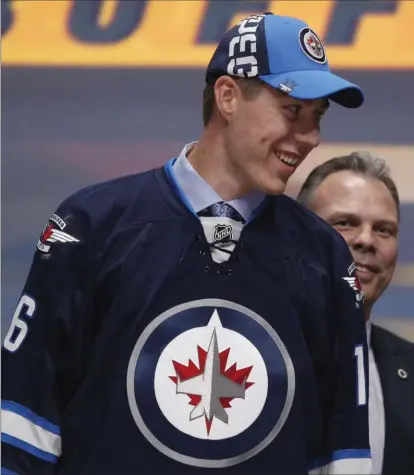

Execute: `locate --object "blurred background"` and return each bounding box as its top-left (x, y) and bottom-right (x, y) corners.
top-left (2, 0), bottom-right (414, 339)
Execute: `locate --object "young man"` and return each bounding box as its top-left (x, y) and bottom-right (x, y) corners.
top-left (297, 151), bottom-right (414, 475)
top-left (2, 13), bottom-right (371, 475)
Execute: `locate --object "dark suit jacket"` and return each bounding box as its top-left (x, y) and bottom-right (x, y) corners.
top-left (371, 324), bottom-right (414, 474)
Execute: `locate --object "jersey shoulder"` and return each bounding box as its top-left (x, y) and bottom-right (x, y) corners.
top-left (60, 168), bottom-right (157, 218)
top-left (57, 166), bottom-right (173, 228)
top-left (35, 168), bottom-right (168, 261)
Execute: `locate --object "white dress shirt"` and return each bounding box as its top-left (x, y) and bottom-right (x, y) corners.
top-left (171, 142), bottom-right (265, 221)
top-left (366, 320), bottom-right (386, 474)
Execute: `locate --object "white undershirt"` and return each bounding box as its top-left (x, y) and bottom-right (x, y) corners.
top-left (366, 320), bottom-right (385, 474)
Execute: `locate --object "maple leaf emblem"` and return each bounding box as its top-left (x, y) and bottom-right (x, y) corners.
top-left (169, 329), bottom-right (254, 435)
top-left (306, 36), bottom-right (316, 47)
top-left (305, 33), bottom-right (323, 56)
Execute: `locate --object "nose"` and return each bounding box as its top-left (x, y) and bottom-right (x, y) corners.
top-left (294, 126), bottom-right (320, 150)
top-left (351, 225), bottom-right (376, 252)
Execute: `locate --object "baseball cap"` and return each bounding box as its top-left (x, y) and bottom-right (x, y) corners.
top-left (206, 12), bottom-right (364, 108)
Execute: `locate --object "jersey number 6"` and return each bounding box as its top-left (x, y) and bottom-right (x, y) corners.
top-left (3, 294), bottom-right (37, 353)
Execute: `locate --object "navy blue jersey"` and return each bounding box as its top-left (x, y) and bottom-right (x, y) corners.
top-left (2, 164), bottom-right (371, 475)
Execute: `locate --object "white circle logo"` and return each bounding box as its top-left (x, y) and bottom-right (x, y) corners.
top-left (154, 308), bottom-right (268, 440)
top-left (126, 299), bottom-right (295, 468)
top-left (299, 27), bottom-right (326, 64)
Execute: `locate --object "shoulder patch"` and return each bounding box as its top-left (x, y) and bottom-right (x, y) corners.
top-left (342, 262), bottom-right (364, 308)
top-left (37, 213), bottom-right (80, 254)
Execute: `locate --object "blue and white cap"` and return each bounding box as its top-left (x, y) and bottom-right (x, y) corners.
top-left (206, 12), bottom-right (364, 108)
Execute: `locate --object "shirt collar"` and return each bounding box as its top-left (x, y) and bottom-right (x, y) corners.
top-left (172, 142), bottom-right (265, 221)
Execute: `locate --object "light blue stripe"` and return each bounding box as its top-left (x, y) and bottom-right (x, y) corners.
top-left (332, 448), bottom-right (371, 461)
top-left (1, 400), bottom-right (60, 435)
top-left (1, 434), bottom-right (57, 464)
top-left (309, 448), bottom-right (371, 470)
top-left (1, 467), bottom-right (18, 475)
top-left (164, 159), bottom-right (197, 216)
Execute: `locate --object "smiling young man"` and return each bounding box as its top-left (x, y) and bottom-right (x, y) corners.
top-left (297, 151), bottom-right (414, 475)
top-left (189, 76), bottom-right (329, 199)
top-left (2, 12), bottom-right (372, 475)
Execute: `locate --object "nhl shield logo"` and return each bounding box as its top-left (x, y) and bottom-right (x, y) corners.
top-left (126, 299), bottom-right (295, 468)
top-left (213, 224), bottom-right (233, 244)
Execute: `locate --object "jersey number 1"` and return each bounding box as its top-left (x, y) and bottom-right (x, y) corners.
top-left (3, 295), bottom-right (37, 352)
top-left (355, 344), bottom-right (367, 406)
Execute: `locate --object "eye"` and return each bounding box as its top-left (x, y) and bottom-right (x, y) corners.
top-left (334, 219), bottom-right (352, 228)
top-left (377, 226), bottom-right (394, 237)
top-left (285, 104), bottom-right (302, 118)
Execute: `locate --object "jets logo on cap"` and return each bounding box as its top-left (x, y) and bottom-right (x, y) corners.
top-left (299, 27), bottom-right (326, 64)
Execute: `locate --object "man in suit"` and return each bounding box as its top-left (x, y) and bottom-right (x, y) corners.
top-left (297, 151), bottom-right (414, 475)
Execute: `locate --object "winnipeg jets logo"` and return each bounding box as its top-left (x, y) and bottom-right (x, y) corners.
top-left (37, 213), bottom-right (79, 254)
top-left (155, 310), bottom-right (266, 440)
top-left (126, 298), bottom-right (295, 468)
top-left (170, 326), bottom-right (253, 435)
top-left (299, 27), bottom-right (326, 64)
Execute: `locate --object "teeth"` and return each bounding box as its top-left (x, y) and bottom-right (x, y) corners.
top-left (357, 265), bottom-right (371, 273)
top-left (276, 153), bottom-right (300, 166)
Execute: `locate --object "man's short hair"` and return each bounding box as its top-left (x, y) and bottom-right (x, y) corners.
top-left (297, 151), bottom-right (400, 220)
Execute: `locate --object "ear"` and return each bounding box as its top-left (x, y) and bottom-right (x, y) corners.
top-left (213, 76), bottom-right (241, 122)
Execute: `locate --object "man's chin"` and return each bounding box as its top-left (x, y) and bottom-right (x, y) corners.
top-left (255, 177), bottom-right (288, 196)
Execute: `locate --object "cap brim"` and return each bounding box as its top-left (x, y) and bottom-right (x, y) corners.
top-left (259, 70), bottom-right (364, 108)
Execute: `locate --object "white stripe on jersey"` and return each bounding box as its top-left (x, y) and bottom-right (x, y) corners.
top-left (1, 409), bottom-right (62, 457)
top-left (309, 456), bottom-right (373, 474)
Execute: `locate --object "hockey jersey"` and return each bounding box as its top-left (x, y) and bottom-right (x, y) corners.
top-left (1, 162), bottom-right (372, 475)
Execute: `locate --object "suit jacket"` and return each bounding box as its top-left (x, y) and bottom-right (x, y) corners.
top-left (371, 324), bottom-right (414, 475)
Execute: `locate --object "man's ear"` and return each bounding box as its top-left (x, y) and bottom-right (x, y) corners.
top-left (213, 76), bottom-right (241, 122)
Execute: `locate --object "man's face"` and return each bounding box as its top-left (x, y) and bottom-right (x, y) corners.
top-left (310, 170), bottom-right (399, 311)
top-left (215, 77), bottom-right (328, 195)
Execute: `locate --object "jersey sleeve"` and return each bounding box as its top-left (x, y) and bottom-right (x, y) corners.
top-left (1, 196), bottom-right (95, 475)
top-left (309, 238), bottom-right (372, 475)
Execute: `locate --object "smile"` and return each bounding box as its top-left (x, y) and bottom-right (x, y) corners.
top-left (356, 263), bottom-right (379, 274)
top-left (275, 152), bottom-right (301, 167)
